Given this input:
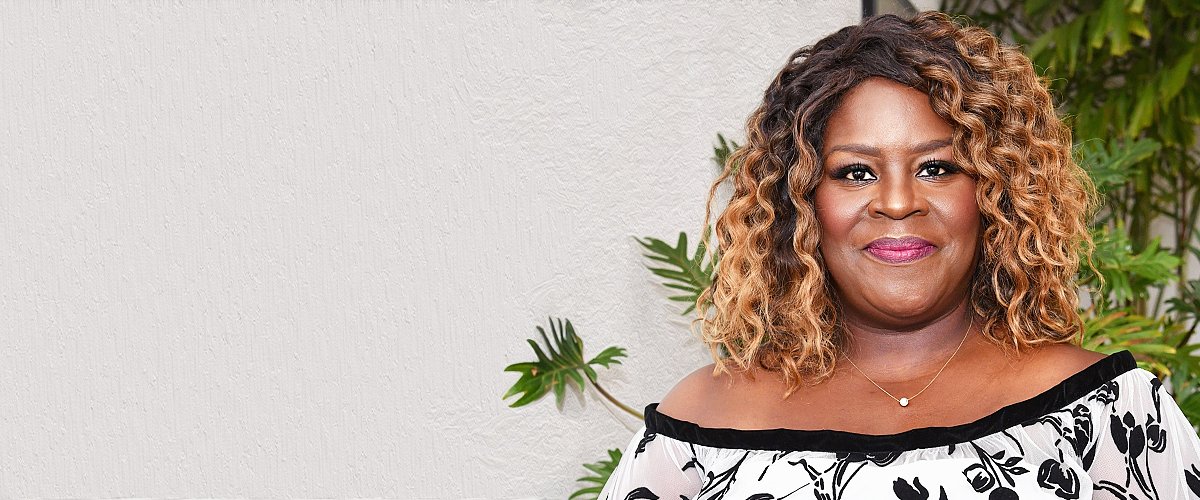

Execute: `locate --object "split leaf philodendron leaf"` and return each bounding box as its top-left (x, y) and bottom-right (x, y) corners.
top-left (636, 226), bottom-right (718, 316)
top-left (569, 448), bottom-right (623, 500)
top-left (712, 133), bottom-right (742, 174)
top-left (502, 317), bottom-right (627, 408)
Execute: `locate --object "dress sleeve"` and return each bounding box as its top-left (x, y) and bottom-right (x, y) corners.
top-left (598, 424), bottom-right (704, 500)
top-left (1086, 371), bottom-right (1200, 499)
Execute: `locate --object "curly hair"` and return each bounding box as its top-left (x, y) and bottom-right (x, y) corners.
top-left (694, 11), bottom-right (1097, 396)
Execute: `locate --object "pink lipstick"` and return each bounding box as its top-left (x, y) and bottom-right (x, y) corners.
top-left (865, 236), bottom-right (936, 264)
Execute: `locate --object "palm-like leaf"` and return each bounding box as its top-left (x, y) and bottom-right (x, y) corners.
top-left (635, 227), bottom-right (718, 315)
top-left (1167, 279), bottom-right (1200, 337)
top-left (1161, 323), bottom-right (1200, 417)
top-left (1180, 392), bottom-right (1200, 427)
top-left (568, 448), bottom-right (623, 500)
top-left (502, 317), bottom-right (627, 408)
top-left (1082, 309), bottom-right (1177, 375)
top-left (712, 133), bottom-right (742, 174)
top-left (1075, 138), bottom-right (1160, 197)
top-left (1080, 227), bottom-right (1180, 308)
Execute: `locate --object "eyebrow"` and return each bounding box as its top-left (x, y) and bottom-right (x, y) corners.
top-left (827, 138), bottom-right (953, 157)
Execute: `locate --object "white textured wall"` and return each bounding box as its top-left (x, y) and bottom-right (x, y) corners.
top-left (0, 2), bottom-right (859, 498)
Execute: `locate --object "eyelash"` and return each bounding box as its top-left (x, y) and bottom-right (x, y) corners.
top-left (831, 161), bottom-right (961, 183)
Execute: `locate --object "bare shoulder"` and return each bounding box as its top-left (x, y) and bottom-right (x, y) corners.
top-left (657, 362), bottom-right (768, 426)
top-left (1030, 343), bottom-right (1108, 372)
top-left (1012, 343), bottom-right (1108, 389)
top-left (656, 363), bottom-right (729, 422)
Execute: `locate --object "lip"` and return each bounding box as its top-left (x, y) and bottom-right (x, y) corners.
top-left (864, 236), bottom-right (937, 264)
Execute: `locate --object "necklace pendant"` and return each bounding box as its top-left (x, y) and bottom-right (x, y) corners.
top-left (899, 397), bottom-right (910, 407)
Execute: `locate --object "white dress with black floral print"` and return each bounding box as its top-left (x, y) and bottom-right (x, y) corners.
top-left (599, 351), bottom-right (1200, 500)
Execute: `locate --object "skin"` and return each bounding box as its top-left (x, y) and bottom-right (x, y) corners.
top-left (659, 78), bottom-right (1104, 433)
top-left (814, 77), bottom-right (982, 372)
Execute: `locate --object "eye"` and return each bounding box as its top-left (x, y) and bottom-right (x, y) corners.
top-left (832, 165), bottom-right (877, 183)
top-left (916, 160), bottom-right (960, 178)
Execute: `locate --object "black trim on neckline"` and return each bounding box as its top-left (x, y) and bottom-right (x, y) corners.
top-left (645, 350), bottom-right (1136, 453)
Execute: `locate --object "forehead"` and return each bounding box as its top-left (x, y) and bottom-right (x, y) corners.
top-left (821, 77), bottom-right (954, 155)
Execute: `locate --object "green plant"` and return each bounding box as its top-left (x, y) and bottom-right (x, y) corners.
top-left (568, 448), bottom-right (623, 500)
top-left (505, 4), bottom-right (1200, 493)
top-left (1070, 140), bottom-right (1200, 419)
top-left (499, 139), bottom-right (728, 499)
top-left (943, 0), bottom-right (1200, 425)
top-left (941, 0), bottom-right (1200, 311)
top-left (502, 317), bottom-right (638, 418)
top-left (634, 228), bottom-right (717, 316)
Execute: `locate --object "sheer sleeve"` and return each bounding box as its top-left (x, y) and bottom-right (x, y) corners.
top-left (1086, 370), bottom-right (1200, 499)
top-left (598, 424), bottom-right (704, 500)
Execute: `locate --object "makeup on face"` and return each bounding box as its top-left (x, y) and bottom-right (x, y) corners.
top-left (812, 77), bottom-right (982, 326)
top-left (864, 236), bottom-right (937, 265)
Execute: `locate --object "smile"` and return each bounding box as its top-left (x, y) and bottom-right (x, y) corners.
top-left (864, 236), bottom-right (937, 264)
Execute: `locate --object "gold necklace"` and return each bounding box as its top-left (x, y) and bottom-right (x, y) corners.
top-left (843, 317), bottom-right (973, 408)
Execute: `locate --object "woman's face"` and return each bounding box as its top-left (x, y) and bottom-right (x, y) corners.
top-left (813, 77), bottom-right (981, 329)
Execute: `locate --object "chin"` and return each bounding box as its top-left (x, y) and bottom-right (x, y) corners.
top-left (865, 295), bottom-right (946, 324)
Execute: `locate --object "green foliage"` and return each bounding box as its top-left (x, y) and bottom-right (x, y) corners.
top-left (950, 0), bottom-right (1200, 143)
top-left (508, 5), bottom-right (1200, 491)
top-left (1180, 392), bottom-right (1200, 426)
top-left (569, 448), bottom-right (622, 500)
top-left (1082, 310), bottom-right (1174, 359)
top-left (947, 0), bottom-right (1200, 429)
top-left (712, 133), bottom-right (742, 175)
top-left (1167, 279), bottom-right (1200, 334)
top-left (1074, 138), bottom-right (1159, 196)
top-left (502, 317), bottom-right (627, 408)
top-left (946, 0), bottom-right (1200, 312)
top-left (1083, 227), bottom-right (1181, 308)
top-left (635, 227), bottom-right (717, 315)
top-left (1161, 323), bottom-right (1200, 398)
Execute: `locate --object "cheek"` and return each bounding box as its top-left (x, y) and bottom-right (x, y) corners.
top-left (931, 182), bottom-right (983, 249)
top-left (812, 187), bottom-right (860, 244)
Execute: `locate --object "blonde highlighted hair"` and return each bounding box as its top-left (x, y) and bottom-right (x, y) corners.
top-left (694, 12), bottom-right (1097, 396)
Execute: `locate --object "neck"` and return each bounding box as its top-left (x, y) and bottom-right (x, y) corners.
top-left (841, 304), bottom-right (977, 382)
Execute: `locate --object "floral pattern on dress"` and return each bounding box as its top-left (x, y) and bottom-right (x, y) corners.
top-left (599, 357), bottom-right (1200, 500)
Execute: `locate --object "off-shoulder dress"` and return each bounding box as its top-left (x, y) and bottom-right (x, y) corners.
top-left (599, 350), bottom-right (1200, 500)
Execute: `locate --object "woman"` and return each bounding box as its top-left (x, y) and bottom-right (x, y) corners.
top-left (600, 12), bottom-right (1200, 500)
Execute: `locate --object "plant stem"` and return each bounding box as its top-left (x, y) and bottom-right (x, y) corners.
top-left (587, 377), bottom-right (644, 420)
top-left (1179, 174), bottom-right (1200, 301)
top-left (1183, 318), bottom-right (1199, 347)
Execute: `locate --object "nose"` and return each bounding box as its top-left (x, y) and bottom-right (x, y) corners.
top-left (869, 174), bottom-right (928, 220)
